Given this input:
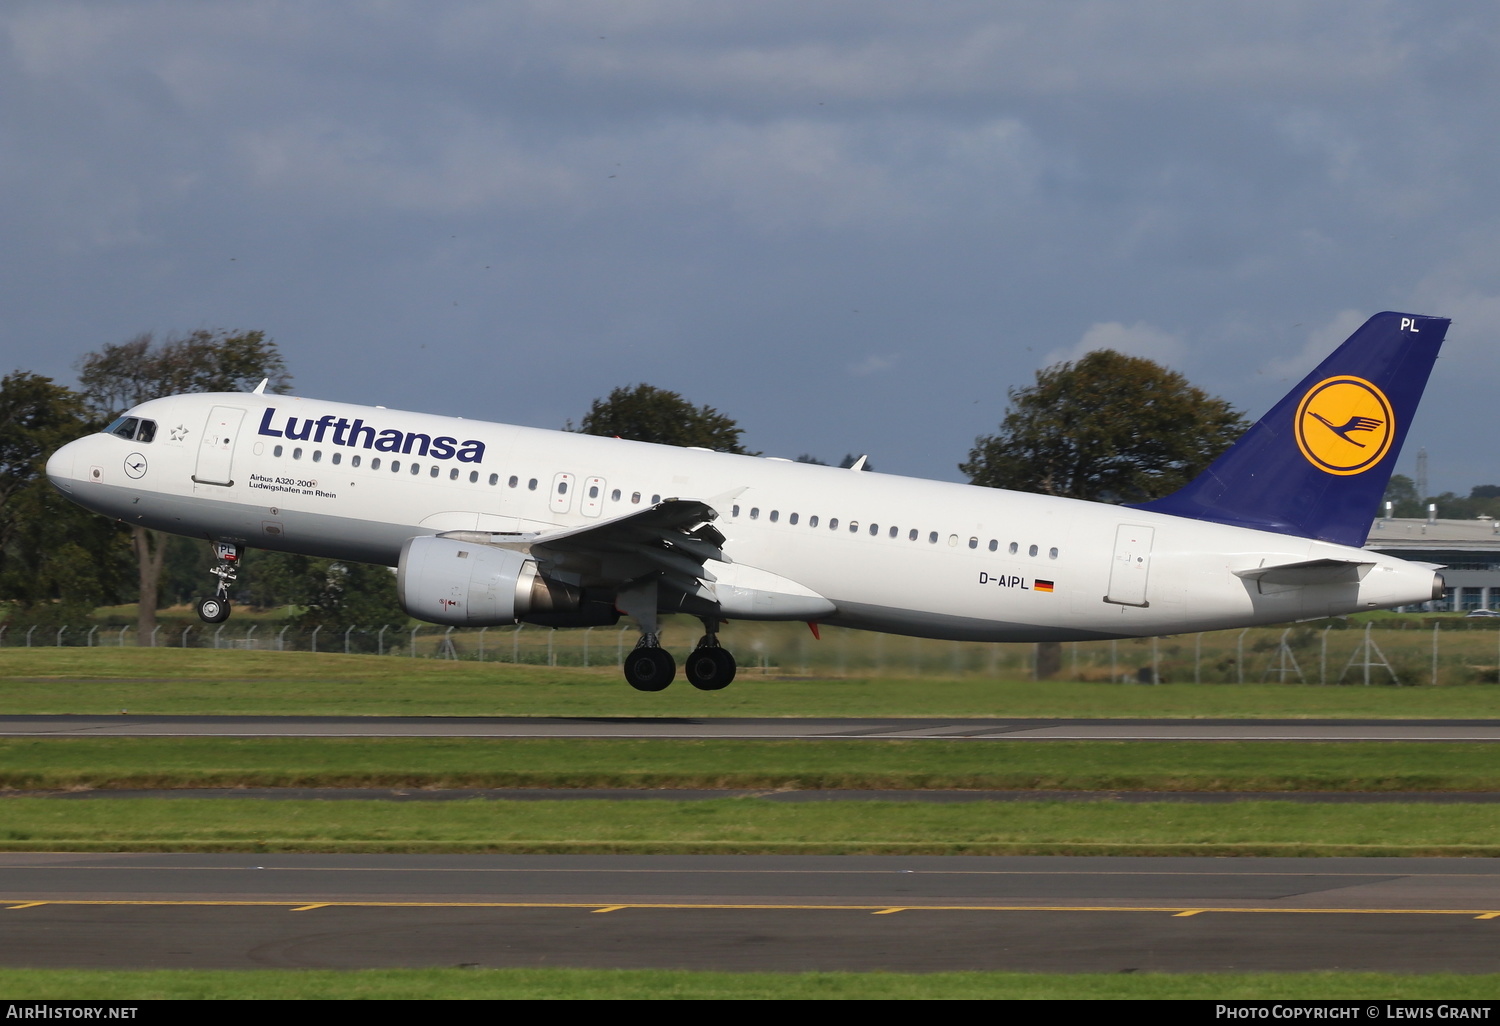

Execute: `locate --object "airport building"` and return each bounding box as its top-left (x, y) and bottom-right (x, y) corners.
top-left (1365, 517), bottom-right (1500, 611)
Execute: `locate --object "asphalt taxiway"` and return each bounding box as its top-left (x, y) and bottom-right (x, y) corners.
top-left (3, 854), bottom-right (1498, 973)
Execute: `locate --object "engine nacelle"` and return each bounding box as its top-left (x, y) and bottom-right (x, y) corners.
top-left (397, 535), bottom-right (582, 627)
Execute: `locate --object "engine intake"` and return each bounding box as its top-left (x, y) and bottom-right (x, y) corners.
top-left (398, 535), bottom-right (582, 626)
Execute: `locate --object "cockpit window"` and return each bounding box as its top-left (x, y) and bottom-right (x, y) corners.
top-left (105, 417), bottom-right (156, 442)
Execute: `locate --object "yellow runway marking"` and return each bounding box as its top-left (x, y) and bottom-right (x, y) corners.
top-left (3, 899), bottom-right (1500, 917)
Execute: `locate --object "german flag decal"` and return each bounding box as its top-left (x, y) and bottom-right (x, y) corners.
top-left (1034, 579), bottom-right (1055, 593)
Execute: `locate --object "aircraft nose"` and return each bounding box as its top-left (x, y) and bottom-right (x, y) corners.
top-left (46, 439), bottom-right (80, 493)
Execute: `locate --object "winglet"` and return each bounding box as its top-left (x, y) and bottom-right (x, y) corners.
top-left (847, 455), bottom-right (869, 472)
top-left (252, 378), bottom-right (268, 395)
top-left (1135, 312), bottom-right (1449, 547)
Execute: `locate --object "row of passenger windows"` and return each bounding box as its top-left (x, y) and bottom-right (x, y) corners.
top-left (267, 445), bottom-right (664, 505)
top-left (729, 504), bottom-right (1059, 559)
top-left (264, 445), bottom-right (1054, 556)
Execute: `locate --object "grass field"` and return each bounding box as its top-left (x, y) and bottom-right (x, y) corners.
top-left (1, 967), bottom-right (1497, 1000)
top-left (3, 648), bottom-right (1498, 997)
top-left (3, 737), bottom-right (1499, 791)
top-left (6, 647), bottom-right (1500, 718)
top-left (1, 796), bottom-right (1498, 855)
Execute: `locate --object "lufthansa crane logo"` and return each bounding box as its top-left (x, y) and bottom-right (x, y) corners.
top-left (1293, 376), bottom-right (1394, 476)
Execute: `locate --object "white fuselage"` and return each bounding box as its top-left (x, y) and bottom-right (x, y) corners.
top-left (47, 392), bottom-right (1440, 642)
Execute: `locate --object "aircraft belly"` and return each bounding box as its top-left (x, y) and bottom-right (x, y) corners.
top-left (79, 483), bottom-right (409, 566)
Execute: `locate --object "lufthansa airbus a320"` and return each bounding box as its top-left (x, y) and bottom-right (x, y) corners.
top-left (47, 312), bottom-right (1449, 692)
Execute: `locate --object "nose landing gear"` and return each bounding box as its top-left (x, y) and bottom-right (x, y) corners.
top-left (197, 541), bottom-right (242, 624)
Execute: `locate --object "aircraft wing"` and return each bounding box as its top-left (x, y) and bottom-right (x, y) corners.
top-left (440, 496), bottom-right (730, 594)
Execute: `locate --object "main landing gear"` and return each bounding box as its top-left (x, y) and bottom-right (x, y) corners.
top-left (622, 618), bottom-right (738, 693)
top-left (196, 542), bottom-right (243, 624)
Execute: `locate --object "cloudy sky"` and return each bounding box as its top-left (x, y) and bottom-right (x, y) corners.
top-left (4, 2), bottom-right (1498, 495)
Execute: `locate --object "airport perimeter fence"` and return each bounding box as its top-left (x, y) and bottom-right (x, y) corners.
top-left (5, 618), bottom-right (1500, 686)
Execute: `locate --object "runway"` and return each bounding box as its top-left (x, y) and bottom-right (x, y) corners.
top-left (6, 714), bottom-right (1500, 741)
top-left (3, 854), bottom-right (1498, 973)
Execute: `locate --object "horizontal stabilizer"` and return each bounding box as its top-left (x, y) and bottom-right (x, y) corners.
top-left (1232, 558), bottom-right (1373, 586)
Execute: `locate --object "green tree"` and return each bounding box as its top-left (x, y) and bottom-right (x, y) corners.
top-left (0, 372), bottom-right (130, 624)
top-left (75, 329), bottom-right (292, 643)
top-left (573, 384), bottom-right (754, 454)
top-left (243, 551), bottom-right (406, 639)
top-left (962, 350), bottom-right (1246, 679)
top-left (961, 350), bottom-right (1248, 503)
top-left (1383, 475), bottom-right (1422, 518)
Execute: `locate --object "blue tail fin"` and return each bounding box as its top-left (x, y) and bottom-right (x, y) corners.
top-left (1135, 311), bottom-right (1449, 546)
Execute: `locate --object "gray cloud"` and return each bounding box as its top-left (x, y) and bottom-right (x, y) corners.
top-left (3, 1), bottom-right (1499, 493)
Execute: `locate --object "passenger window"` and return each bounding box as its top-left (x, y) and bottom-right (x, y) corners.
top-left (789, 513), bottom-right (799, 525)
top-left (870, 524), bottom-right (879, 536)
top-left (412, 463), bottom-right (422, 475)
top-left (909, 529), bottom-right (917, 541)
top-left (929, 532), bottom-right (938, 544)
top-left (528, 479), bottom-right (538, 490)
top-left (849, 521), bottom-right (859, 533)
top-left (489, 473), bottom-right (499, 485)
top-left (651, 494), bottom-right (660, 503)
top-left (274, 445), bottom-right (284, 457)
top-left (611, 489), bottom-right (621, 501)
top-left (1009, 542), bottom-right (1019, 554)
top-left (471, 471), bottom-right (479, 483)
top-left (312, 451), bottom-right (322, 463)
top-left (1050, 547), bottom-right (1059, 559)
top-left (391, 461), bottom-right (401, 472)
top-left (632, 492), bottom-right (641, 504)
top-left (830, 519), bottom-right (839, 530)
top-left (136, 420), bottom-right (156, 443)
top-left (509, 476), bottom-right (518, 488)
top-left (332, 453), bottom-right (341, 466)
top-left (1029, 544), bottom-right (1038, 556)
top-left (371, 458), bottom-right (381, 470)
top-left (810, 516), bottom-right (819, 528)
top-left (988, 539), bottom-right (998, 552)
top-left (351, 454), bottom-right (361, 468)
top-left (450, 468), bottom-right (459, 480)
top-left (968, 537), bottom-right (978, 549)
top-left (293, 448), bottom-right (302, 460)
top-left (750, 508), bottom-right (759, 520)
top-left (557, 481), bottom-right (568, 494)
top-left (589, 485), bottom-right (599, 498)
top-left (770, 510), bottom-right (779, 523)
top-left (431, 466), bottom-right (440, 478)
top-left (888, 526), bottom-right (897, 538)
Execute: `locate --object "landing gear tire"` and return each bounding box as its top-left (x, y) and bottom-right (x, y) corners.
top-left (624, 647), bottom-right (676, 692)
top-left (685, 646), bottom-right (736, 690)
top-left (197, 596), bottom-right (231, 624)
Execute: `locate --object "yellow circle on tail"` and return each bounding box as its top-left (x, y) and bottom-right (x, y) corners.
top-left (1293, 376), bottom-right (1394, 475)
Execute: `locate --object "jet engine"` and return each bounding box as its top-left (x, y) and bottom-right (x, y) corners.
top-left (397, 535), bottom-right (595, 627)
